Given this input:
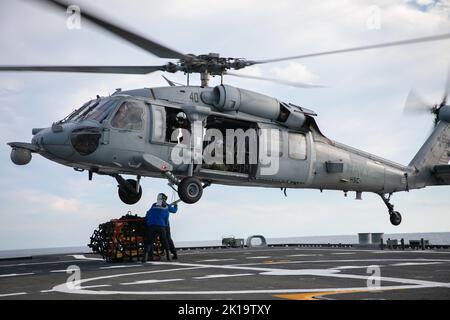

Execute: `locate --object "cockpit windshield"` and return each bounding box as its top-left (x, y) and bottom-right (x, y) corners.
top-left (61, 97), bottom-right (120, 123)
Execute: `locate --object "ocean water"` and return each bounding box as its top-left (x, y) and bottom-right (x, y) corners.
top-left (1, 232), bottom-right (449, 259)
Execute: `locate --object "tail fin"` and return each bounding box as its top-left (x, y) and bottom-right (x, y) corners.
top-left (409, 121), bottom-right (450, 187)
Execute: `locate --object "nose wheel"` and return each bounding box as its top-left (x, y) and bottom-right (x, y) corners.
top-left (379, 193), bottom-right (402, 226)
top-left (115, 175), bottom-right (142, 205)
top-left (389, 211), bottom-right (402, 226)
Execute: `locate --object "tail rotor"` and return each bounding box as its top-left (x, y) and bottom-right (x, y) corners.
top-left (404, 66), bottom-right (450, 127)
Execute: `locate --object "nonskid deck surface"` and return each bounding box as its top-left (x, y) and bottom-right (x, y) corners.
top-left (0, 247), bottom-right (449, 300)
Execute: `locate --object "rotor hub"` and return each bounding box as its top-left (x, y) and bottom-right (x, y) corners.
top-left (165, 53), bottom-right (252, 76)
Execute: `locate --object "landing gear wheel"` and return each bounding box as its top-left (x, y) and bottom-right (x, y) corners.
top-left (118, 179), bottom-right (142, 205)
top-left (389, 211), bottom-right (402, 226)
top-left (178, 177), bottom-right (203, 204)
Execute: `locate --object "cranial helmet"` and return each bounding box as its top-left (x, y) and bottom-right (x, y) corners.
top-left (157, 193), bottom-right (168, 205)
top-left (176, 112), bottom-right (187, 123)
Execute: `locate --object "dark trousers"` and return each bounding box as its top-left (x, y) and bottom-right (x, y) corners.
top-left (166, 225), bottom-right (176, 255)
top-left (144, 225), bottom-right (169, 259)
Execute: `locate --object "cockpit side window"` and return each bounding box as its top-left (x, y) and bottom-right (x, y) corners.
top-left (111, 101), bottom-right (144, 130)
top-left (63, 100), bottom-right (93, 123)
top-left (61, 97), bottom-right (121, 123)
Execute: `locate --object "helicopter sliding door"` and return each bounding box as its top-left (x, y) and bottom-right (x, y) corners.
top-left (256, 123), bottom-right (310, 185)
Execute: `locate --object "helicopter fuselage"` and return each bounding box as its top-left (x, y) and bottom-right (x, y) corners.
top-left (10, 85), bottom-right (416, 195)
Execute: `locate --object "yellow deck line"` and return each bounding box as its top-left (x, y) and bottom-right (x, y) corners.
top-left (273, 289), bottom-right (375, 300)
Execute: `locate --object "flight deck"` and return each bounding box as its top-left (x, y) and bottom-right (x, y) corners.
top-left (0, 246), bottom-right (449, 300)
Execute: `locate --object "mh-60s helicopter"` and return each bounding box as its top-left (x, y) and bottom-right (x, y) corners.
top-left (2, 0), bottom-right (450, 226)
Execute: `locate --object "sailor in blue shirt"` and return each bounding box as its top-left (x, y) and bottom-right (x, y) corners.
top-left (142, 193), bottom-right (178, 262)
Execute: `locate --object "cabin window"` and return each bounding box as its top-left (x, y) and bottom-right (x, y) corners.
top-left (151, 105), bottom-right (166, 142)
top-left (288, 132), bottom-right (307, 160)
top-left (111, 101), bottom-right (144, 130)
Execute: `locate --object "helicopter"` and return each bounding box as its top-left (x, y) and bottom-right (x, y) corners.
top-left (2, 0), bottom-right (450, 226)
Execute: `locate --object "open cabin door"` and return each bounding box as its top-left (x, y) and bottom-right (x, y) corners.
top-left (199, 115), bottom-right (259, 179)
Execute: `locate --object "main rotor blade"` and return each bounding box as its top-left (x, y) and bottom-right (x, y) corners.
top-left (0, 65), bottom-right (164, 74)
top-left (252, 33), bottom-right (450, 65)
top-left (39, 0), bottom-right (186, 59)
top-left (403, 89), bottom-right (432, 115)
top-left (225, 71), bottom-right (325, 88)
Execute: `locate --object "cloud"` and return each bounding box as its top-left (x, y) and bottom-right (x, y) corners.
top-left (272, 63), bottom-right (321, 84)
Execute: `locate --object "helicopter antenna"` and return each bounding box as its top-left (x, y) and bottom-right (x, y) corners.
top-left (161, 75), bottom-right (176, 87)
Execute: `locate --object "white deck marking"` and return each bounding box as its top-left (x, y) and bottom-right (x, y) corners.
top-left (49, 259), bottom-right (450, 296)
top-left (80, 284), bottom-right (111, 289)
top-left (51, 268), bottom-right (79, 273)
top-left (0, 259), bottom-right (93, 268)
top-left (0, 292), bottom-right (27, 297)
top-left (193, 273), bottom-right (253, 280)
top-left (390, 262), bottom-right (443, 266)
top-left (246, 256), bottom-right (271, 259)
top-left (197, 259), bottom-right (236, 262)
top-left (0, 273), bottom-right (34, 278)
top-left (69, 255), bottom-right (103, 261)
top-left (371, 251), bottom-right (450, 254)
top-left (332, 266), bottom-right (369, 270)
top-left (100, 265), bottom-right (142, 270)
top-left (287, 254), bottom-right (322, 257)
top-left (121, 279), bottom-right (183, 285)
top-left (332, 253), bottom-right (356, 255)
top-left (41, 285), bottom-right (110, 292)
top-left (235, 258), bottom-right (450, 267)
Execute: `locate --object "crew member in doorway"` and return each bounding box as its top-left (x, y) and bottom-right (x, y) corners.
top-left (142, 193), bottom-right (178, 262)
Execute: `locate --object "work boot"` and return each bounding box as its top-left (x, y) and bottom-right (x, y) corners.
top-left (172, 252), bottom-right (178, 260)
top-left (166, 250), bottom-right (171, 261)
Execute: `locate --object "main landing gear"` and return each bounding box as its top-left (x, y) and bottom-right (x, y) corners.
top-left (379, 193), bottom-right (402, 226)
top-left (113, 173), bottom-right (207, 205)
top-left (177, 177), bottom-right (203, 204)
top-left (164, 171), bottom-right (210, 204)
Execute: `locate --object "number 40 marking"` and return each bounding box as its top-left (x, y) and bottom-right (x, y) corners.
top-left (190, 92), bottom-right (199, 103)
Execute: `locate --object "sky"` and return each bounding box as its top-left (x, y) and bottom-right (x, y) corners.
top-left (0, 0), bottom-right (450, 250)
